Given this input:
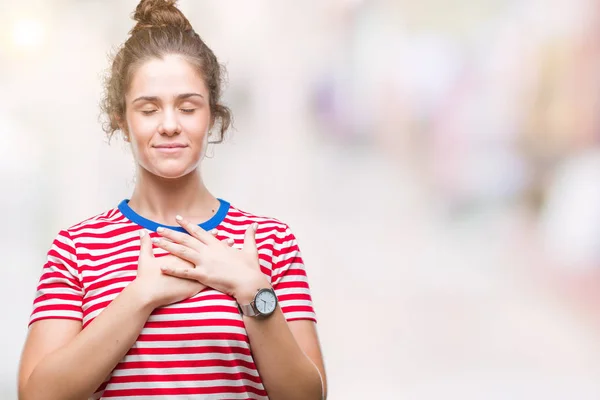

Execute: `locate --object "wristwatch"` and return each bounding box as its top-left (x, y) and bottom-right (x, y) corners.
top-left (238, 288), bottom-right (278, 318)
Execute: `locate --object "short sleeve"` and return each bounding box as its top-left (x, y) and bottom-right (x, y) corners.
top-left (271, 225), bottom-right (317, 322)
top-left (29, 229), bottom-right (84, 326)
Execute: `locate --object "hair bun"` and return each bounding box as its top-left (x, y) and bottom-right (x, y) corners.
top-left (131, 0), bottom-right (192, 33)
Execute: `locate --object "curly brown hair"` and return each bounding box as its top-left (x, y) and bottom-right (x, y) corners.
top-left (100, 0), bottom-right (231, 143)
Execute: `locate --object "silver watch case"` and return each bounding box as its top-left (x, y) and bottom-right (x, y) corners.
top-left (238, 288), bottom-right (278, 317)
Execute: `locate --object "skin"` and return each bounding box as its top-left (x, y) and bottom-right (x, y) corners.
top-left (18, 54), bottom-right (327, 400)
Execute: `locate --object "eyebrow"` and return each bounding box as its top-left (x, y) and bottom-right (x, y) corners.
top-left (132, 93), bottom-right (204, 104)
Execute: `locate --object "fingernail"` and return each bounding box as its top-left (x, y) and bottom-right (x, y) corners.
top-left (140, 230), bottom-right (146, 238)
top-left (227, 238), bottom-right (234, 244)
top-left (152, 238), bottom-right (160, 244)
top-left (252, 223), bottom-right (258, 231)
top-left (211, 229), bottom-right (218, 235)
top-left (157, 227), bottom-right (165, 233)
top-left (176, 215), bottom-right (183, 221)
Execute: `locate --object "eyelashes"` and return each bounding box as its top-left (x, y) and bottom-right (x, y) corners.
top-left (140, 108), bottom-right (197, 116)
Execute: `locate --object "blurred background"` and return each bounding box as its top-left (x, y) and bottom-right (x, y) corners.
top-left (2, 0), bottom-right (600, 398)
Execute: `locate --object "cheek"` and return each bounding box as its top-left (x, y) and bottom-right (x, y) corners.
top-left (126, 116), bottom-right (153, 159)
top-left (183, 112), bottom-right (210, 131)
top-left (128, 113), bottom-right (155, 136)
top-left (181, 115), bottom-right (210, 143)
top-left (128, 118), bottom-right (158, 155)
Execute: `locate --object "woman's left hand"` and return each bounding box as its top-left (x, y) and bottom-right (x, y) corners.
top-left (152, 217), bottom-right (270, 302)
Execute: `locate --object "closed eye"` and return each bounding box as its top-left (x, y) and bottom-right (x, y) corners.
top-left (141, 110), bottom-right (157, 115)
top-left (181, 108), bottom-right (196, 114)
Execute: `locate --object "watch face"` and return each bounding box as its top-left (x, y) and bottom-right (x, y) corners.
top-left (255, 289), bottom-right (277, 315)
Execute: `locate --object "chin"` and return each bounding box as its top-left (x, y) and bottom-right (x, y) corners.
top-left (147, 163), bottom-right (199, 180)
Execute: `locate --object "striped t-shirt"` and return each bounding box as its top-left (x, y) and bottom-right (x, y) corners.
top-left (29, 198), bottom-right (316, 399)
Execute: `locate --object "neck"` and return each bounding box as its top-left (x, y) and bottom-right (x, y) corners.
top-left (128, 167), bottom-right (219, 226)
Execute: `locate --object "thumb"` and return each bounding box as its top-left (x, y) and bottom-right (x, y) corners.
top-left (138, 230), bottom-right (154, 260)
top-left (242, 223), bottom-right (258, 257)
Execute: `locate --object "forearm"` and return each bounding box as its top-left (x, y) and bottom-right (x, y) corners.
top-left (22, 283), bottom-right (154, 400)
top-left (243, 307), bottom-right (323, 400)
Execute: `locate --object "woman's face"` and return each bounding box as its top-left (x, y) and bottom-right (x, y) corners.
top-left (124, 54), bottom-right (211, 179)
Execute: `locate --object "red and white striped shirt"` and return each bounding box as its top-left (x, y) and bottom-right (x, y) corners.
top-left (30, 199), bottom-right (316, 399)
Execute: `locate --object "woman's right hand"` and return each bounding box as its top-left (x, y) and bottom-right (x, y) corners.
top-left (132, 230), bottom-right (206, 309)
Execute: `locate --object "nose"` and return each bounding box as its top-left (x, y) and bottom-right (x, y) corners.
top-left (158, 108), bottom-right (181, 136)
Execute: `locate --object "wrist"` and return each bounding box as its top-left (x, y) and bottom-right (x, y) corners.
top-left (234, 273), bottom-right (271, 304)
top-left (124, 281), bottom-right (158, 312)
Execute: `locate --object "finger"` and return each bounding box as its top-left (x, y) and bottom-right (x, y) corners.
top-left (139, 230), bottom-right (154, 260)
top-left (161, 265), bottom-right (206, 281)
top-left (243, 223), bottom-right (258, 256)
top-left (211, 229), bottom-right (234, 247)
top-left (175, 215), bottom-right (217, 245)
top-left (152, 237), bottom-right (200, 265)
top-left (156, 226), bottom-right (204, 251)
top-left (210, 229), bottom-right (225, 243)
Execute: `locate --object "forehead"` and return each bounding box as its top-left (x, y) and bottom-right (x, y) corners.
top-left (127, 54), bottom-right (207, 99)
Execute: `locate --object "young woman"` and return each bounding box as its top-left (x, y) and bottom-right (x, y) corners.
top-left (17, 1), bottom-right (326, 399)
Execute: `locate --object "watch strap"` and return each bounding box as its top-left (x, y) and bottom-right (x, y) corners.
top-left (238, 302), bottom-right (259, 317)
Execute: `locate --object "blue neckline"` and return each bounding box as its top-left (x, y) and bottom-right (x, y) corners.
top-left (118, 198), bottom-right (230, 233)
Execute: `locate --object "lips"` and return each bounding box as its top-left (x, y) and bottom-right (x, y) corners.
top-left (154, 143), bottom-right (187, 149)
top-left (153, 143), bottom-right (188, 154)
